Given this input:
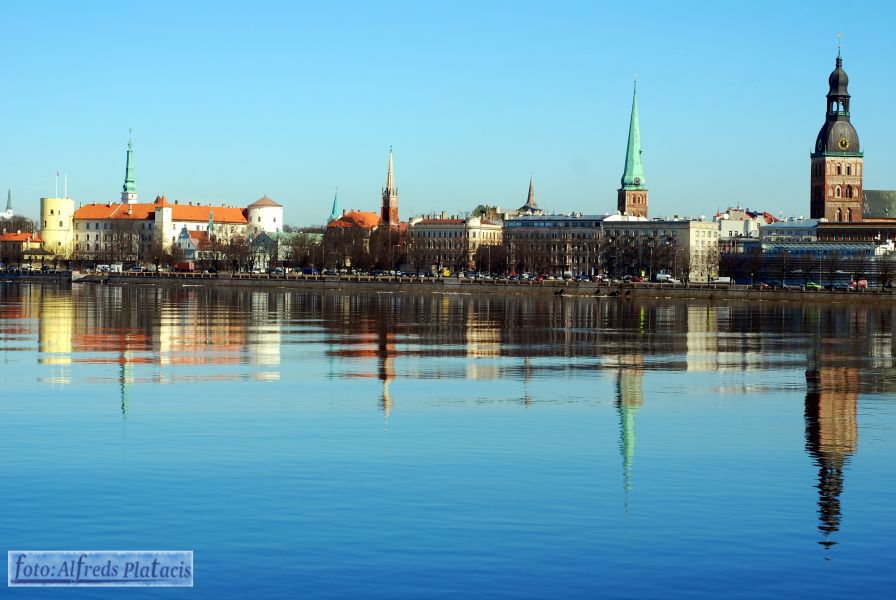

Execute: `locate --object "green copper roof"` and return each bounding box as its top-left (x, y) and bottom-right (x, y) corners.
top-left (122, 135), bottom-right (136, 195)
top-left (620, 82), bottom-right (646, 189)
top-left (328, 188), bottom-right (340, 223)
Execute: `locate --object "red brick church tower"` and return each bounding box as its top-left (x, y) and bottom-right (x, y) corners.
top-left (810, 47), bottom-right (863, 222)
top-left (381, 147), bottom-right (399, 227)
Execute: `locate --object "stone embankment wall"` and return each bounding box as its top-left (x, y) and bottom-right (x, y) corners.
top-left (90, 272), bottom-right (896, 304)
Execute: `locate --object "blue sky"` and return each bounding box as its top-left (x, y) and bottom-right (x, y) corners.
top-left (2, 0), bottom-right (894, 224)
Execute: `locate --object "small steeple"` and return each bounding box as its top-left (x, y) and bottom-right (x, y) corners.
top-left (526, 174), bottom-right (536, 208)
top-left (5, 189), bottom-right (12, 212)
top-left (121, 130), bottom-right (137, 204)
top-left (620, 81), bottom-right (646, 189)
top-left (328, 188), bottom-right (340, 223)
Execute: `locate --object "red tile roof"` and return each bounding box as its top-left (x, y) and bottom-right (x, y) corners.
top-left (73, 202), bottom-right (248, 224)
top-left (0, 232), bottom-right (41, 242)
top-left (327, 211), bottom-right (381, 230)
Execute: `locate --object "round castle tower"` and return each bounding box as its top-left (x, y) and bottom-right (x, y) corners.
top-left (247, 196), bottom-right (283, 238)
top-left (40, 196), bottom-right (75, 257)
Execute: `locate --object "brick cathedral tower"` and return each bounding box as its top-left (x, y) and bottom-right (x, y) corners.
top-left (381, 147), bottom-right (399, 227)
top-left (810, 47), bottom-right (863, 222)
top-left (617, 82), bottom-right (648, 217)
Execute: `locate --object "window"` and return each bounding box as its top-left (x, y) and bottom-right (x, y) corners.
top-left (847, 164), bottom-right (852, 175)
top-left (59, 221), bottom-right (63, 227)
top-left (835, 186), bottom-right (841, 198)
top-left (837, 165), bottom-right (842, 175)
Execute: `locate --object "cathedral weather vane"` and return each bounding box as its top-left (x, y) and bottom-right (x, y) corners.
top-left (837, 32), bottom-right (843, 55)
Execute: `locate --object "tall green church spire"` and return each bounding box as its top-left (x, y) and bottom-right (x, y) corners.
top-left (328, 187), bottom-right (340, 223)
top-left (121, 130), bottom-right (137, 203)
top-left (620, 82), bottom-right (646, 189)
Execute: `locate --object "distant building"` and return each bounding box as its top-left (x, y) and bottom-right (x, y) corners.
top-left (601, 217), bottom-right (719, 282)
top-left (759, 219), bottom-right (819, 243)
top-left (407, 214), bottom-right (502, 272)
top-left (504, 214), bottom-right (605, 276)
top-left (715, 207), bottom-right (778, 253)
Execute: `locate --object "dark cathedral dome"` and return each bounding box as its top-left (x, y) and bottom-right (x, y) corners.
top-left (828, 56), bottom-right (849, 97)
top-left (813, 54), bottom-right (861, 155)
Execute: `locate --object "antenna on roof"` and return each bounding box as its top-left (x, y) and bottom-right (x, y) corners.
top-left (55, 171), bottom-right (59, 198)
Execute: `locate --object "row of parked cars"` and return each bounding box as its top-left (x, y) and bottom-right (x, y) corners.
top-left (755, 279), bottom-right (870, 291)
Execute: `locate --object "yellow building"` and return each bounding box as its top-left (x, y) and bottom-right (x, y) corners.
top-left (39, 196), bottom-right (75, 257)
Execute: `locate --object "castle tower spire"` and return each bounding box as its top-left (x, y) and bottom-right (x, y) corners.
top-left (381, 147), bottom-right (399, 227)
top-left (121, 130), bottom-right (137, 204)
top-left (5, 189), bottom-right (12, 213)
top-left (617, 81), bottom-right (648, 217)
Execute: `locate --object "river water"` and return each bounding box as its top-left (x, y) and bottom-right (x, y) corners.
top-left (1, 282), bottom-right (894, 598)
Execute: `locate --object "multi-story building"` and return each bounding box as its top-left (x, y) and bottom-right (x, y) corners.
top-left (504, 214), bottom-right (606, 277)
top-left (759, 219), bottom-right (819, 243)
top-left (715, 207), bottom-right (779, 253)
top-left (407, 213), bottom-right (502, 272)
top-left (601, 218), bottom-right (719, 282)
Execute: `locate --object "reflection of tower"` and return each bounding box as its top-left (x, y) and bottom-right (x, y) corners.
top-left (120, 353), bottom-right (132, 419)
top-left (378, 324), bottom-right (396, 418)
top-left (615, 367), bottom-right (644, 506)
top-left (805, 367), bottom-right (858, 547)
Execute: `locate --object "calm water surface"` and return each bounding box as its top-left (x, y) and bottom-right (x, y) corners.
top-left (1, 283), bottom-right (894, 598)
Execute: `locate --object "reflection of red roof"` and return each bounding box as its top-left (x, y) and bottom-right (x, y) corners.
top-left (0, 232), bottom-right (41, 242)
top-left (327, 211), bottom-right (381, 230)
top-left (74, 202), bottom-right (248, 224)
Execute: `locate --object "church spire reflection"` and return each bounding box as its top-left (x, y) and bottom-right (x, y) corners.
top-left (804, 367), bottom-right (858, 548)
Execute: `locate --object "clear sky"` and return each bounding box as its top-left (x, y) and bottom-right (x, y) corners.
top-left (2, 0), bottom-right (894, 225)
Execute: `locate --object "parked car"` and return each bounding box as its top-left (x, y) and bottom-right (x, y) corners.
top-left (850, 279), bottom-right (868, 290)
top-left (805, 282), bottom-right (823, 290)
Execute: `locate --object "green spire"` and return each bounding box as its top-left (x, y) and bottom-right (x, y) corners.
top-left (328, 187), bottom-right (340, 222)
top-left (121, 130), bottom-right (137, 202)
top-left (5, 189), bottom-right (11, 212)
top-left (620, 81), bottom-right (646, 189)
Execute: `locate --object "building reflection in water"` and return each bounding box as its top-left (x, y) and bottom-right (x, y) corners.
top-left (804, 367), bottom-right (858, 548)
top-left (8, 284), bottom-right (891, 542)
top-left (612, 361), bottom-right (644, 509)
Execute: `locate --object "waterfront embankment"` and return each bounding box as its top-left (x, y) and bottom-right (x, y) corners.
top-left (4, 270), bottom-right (894, 303)
top-left (54, 271), bottom-right (896, 303)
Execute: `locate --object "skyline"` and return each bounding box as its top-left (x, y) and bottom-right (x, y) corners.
top-left (2, 1), bottom-right (895, 224)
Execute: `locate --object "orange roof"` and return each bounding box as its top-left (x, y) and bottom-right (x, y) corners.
top-left (74, 203), bottom-right (156, 220)
top-left (73, 202), bottom-right (248, 224)
top-left (171, 205), bottom-right (247, 224)
top-left (327, 211), bottom-right (381, 230)
top-left (0, 232), bottom-right (41, 242)
top-left (188, 230), bottom-right (209, 243)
